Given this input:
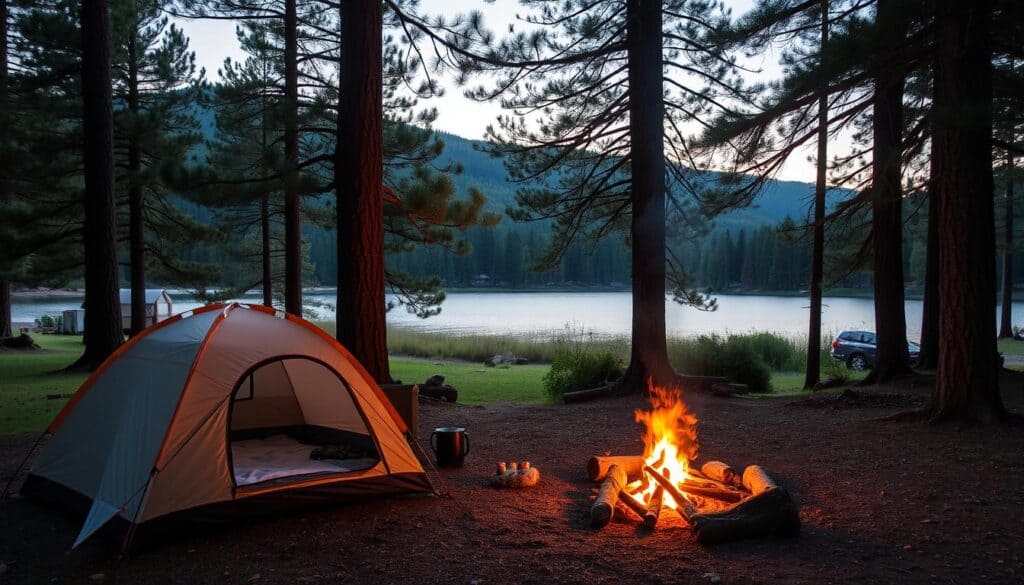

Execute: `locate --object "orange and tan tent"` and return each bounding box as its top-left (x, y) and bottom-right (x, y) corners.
top-left (22, 303), bottom-right (432, 548)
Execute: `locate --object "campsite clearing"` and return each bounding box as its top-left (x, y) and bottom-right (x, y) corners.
top-left (2, 374), bottom-right (1024, 583)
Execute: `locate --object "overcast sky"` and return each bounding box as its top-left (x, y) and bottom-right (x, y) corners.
top-left (175, 0), bottom-right (828, 183)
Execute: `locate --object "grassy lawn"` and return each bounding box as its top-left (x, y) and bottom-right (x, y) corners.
top-left (390, 359), bottom-right (549, 405)
top-left (2, 333), bottom-right (852, 433)
top-left (0, 334), bottom-right (550, 434)
top-left (0, 335), bottom-right (89, 433)
top-left (998, 337), bottom-right (1024, 357)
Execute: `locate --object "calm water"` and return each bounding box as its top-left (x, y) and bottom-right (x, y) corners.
top-left (13, 291), bottom-right (1023, 341)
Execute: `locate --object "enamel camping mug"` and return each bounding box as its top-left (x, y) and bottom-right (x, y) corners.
top-left (430, 427), bottom-right (470, 467)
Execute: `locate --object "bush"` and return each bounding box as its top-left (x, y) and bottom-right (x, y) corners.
top-left (668, 334), bottom-right (773, 393)
top-left (741, 332), bottom-right (804, 371)
top-left (34, 314), bottom-right (56, 329)
top-left (543, 349), bottom-right (624, 401)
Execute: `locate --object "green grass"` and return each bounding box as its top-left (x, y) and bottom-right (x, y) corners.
top-left (0, 330), bottom-right (857, 434)
top-left (0, 334), bottom-right (550, 434)
top-left (998, 337), bottom-right (1024, 357)
top-left (0, 335), bottom-right (89, 433)
top-left (390, 358), bottom-right (549, 405)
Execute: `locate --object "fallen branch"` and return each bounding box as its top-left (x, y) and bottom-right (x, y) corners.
top-left (591, 464), bottom-right (628, 529)
top-left (619, 490), bottom-right (648, 519)
top-left (563, 385), bottom-right (612, 404)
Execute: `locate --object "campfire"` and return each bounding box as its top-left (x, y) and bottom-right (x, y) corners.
top-left (586, 384), bottom-right (800, 544)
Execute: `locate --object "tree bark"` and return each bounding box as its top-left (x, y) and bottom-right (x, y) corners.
top-left (283, 0), bottom-right (302, 316)
top-left (616, 0), bottom-right (676, 392)
top-left (930, 0), bottom-right (1004, 422)
top-left (804, 2), bottom-right (828, 390)
top-left (999, 125), bottom-right (1015, 338)
top-left (0, 0), bottom-right (12, 338)
top-left (917, 160), bottom-right (940, 370)
top-left (864, 0), bottom-right (910, 384)
top-left (73, 0), bottom-right (123, 370)
top-left (127, 25), bottom-right (146, 336)
top-left (336, 0), bottom-right (390, 382)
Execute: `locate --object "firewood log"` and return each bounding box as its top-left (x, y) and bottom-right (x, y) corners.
top-left (619, 491), bottom-right (648, 519)
top-left (643, 465), bottom-right (698, 521)
top-left (590, 464), bottom-right (627, 529)
top-left (586, 455), bottom-right (645, 482)
top-left (689, 487), bottom-right (801, 544)
top-left (643, 486), bottom-right (664, 530)
top-left (676, 480), bottom-right (745, 503)
top-left (742, 465), bottom-right (778, 495)
top-left (700, 461), bottom-right (741, 486)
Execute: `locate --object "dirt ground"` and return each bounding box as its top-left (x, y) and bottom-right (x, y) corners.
top-left (2, 377), bottom-right (1023, 584)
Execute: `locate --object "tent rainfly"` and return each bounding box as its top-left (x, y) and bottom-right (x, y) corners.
top-left (22, 303), bottom-right (432, 550)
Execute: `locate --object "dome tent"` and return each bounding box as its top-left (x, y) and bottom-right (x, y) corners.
top-left (22, 303), bottom-right (432, 549)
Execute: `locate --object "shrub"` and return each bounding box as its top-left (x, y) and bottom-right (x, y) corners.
top-left (668, 334), bottom-right (772, 393)
top-left (543, 349), bottom-right (624, 401)
top-left (34, 314), bottom-right (56, 329)
top-left (741, 332), bottom-right (804, 371)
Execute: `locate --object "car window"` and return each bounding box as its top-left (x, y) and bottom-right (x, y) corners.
top-left (863, 333), bottom-right (876, 344)
top-left (839, 332), bottom-right (856, 341)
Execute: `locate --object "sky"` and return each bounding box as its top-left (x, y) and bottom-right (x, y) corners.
top-left (174, 0), bottom-right (826, 183)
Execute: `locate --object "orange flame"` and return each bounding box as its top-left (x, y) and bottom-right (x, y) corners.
top-left (633, 380), bottom-right (698, 509)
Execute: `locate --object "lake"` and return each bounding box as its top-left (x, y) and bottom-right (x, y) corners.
top-left (12, 291), bottom-right (1023, 341)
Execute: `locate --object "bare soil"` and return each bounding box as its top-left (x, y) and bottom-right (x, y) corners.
top-left (2, 378), bottom-right (1023, 584)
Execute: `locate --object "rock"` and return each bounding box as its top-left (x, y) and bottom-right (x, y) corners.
top-left (702, 573), bottom-right (722, 583)
top-left (425, 374), bottom-right (445, 386)
top-left (89, 573), bottom-right (107, 582)
top-left (484, 354), bottom-right (526, 367)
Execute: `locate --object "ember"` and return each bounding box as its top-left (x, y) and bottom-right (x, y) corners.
top-left (586, 382), bottom-right (801, 544)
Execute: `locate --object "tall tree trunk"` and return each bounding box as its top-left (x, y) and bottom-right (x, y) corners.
top-left (261, 194), bottom-right (273, 307)
top-left (917, 150), bottom-right (940, 369)
top-left (930, 0), bottom-right (1004, 422)
top-left (999, 116), bottom-right (1015, 338)
top-left (804, 1), bottom-right (828, 390)
top-left (336, 0), bottom-right (390, 382)
top-left (0, 0), bottom-right (12, 339)
top-left (127, 28), bottom-right (147, 336)
top-left (864, 0), bottom-right (910, 384)
top-left (283, 0), bottom-right (302, 316)
top-left (616, 0), bottom-right (675, 391)
top-left (73, 0), bottom-right (123, 370)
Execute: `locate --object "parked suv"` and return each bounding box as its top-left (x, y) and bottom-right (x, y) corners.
top-left (830, 330), bottom-right (921, 370)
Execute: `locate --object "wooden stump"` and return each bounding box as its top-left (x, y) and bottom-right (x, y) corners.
top-left (689, 487), bottom-right (801, 544)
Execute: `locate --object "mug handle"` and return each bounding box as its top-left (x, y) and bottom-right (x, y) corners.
top-left (462, 432), bottom-right (470, 457)
top-left (430, 431), bottom-right (438, 454)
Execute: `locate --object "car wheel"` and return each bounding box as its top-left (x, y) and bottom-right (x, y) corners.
top-left (847, 354), bottom-right (867, 371)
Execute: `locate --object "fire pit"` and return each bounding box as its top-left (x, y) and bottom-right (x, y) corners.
top-left (586, 384), bottom-right (800, 544)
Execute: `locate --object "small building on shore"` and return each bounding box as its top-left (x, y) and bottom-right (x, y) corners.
top-left (118, 289), bottom-right (174, 331)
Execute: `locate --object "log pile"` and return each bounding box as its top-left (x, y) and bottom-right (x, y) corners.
top-left (586, 455), bottom-right (800, 544)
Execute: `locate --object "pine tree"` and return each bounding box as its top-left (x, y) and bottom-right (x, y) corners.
top-left (74, 0), bottom-right (124, 369)
top-left (112, 0), bottom-right (209, 334)
top-left (930, 0), bottom-right (1004, 422)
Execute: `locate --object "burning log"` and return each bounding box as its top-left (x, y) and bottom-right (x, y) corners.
top-left (618, 491), bottom-right (648, 520)
top-left (700, 461), bottom-right (741, 486)
top-left (586, 455), bottom-right (645, 482)
top-left (590, 464), bottom-right (628, 529)
top-left (642, 486), bottom-right (664, 530)
top-left (688, 487), bottom-right (801, 544)
top-left (643, 465), bottom-right (698, 520)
